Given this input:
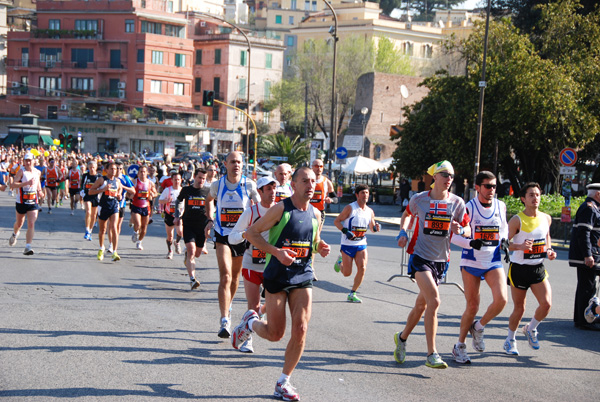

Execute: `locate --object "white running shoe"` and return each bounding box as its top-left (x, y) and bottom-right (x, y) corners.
top-left (469, 321), bottom-right (485, 352)
top-left (131, 231), bottom-right (138, 243)
top-left (274, 380), bottom-right (299, 401)
top-left (136, 241), bottom-right (143, 250)
top-left (9, 231), bottom-right (19, 247)
top-left (503, 339), bottom-right (519, 355)
top-left (174, 241), bottom-right (181, 255)
top-left (585, 297), bottom-right (600, 324)
top-left (218, 318), bottom-right (231, 339)
top-left (452, 343), bottom-right (471, 364)
top-left (522, 324), bottom-right (540, 350)
top-left (166, 251), bottom-right (173, 260)
top-left (23, 245), bottom-right (34, 256)
top-left (239, 335), bottom-right (254, 353)
top-left (232, 310), bottom-right (259, 349)
top-left (107, 244), bottom-right (114, 254)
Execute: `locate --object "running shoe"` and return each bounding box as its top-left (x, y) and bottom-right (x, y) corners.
top-left (48, 208), bottom-right (52, 214)
top-left (239, 335), bottom-right (255, 353)
top-left (585, 297), bottom-right (600, 324)
top-left (218, 318), bottom-right (231, 339)
top-left (334, 255), bottom-right (342, 273)
top-left (131, 231), bottom-right (138, 243)
top-left (452, 343), bottom-right (471, 364)
top-left (112, 252), bottom-right (120, 262)
top-left (503, 339), bottom-right (519, 355)
top-left (70, 210), bottom-right (74, 216)
top-left (97, 249), bottom-right (104, 261)
top-left (83, 232), bottom-right (89, 240)
top-left (232, 310), bottom-right (259, 349)
top-left (9, 232), bottom-right (18, 247)
top-left (274, 380), bottom-right (299, 401)
top-left (425, 352), bottom-right (448, 369)
top-left (469, 320), bottom-right (485, 352)
top-left (174, 241), bottom-right (181, 255)
top-left (136, 241), bottom-right (143, 250)
top-left (23, 245), bottom-right (34, 256)
top-left (393, 332), bottom-right (406, 364)
top-left (167, 251), bottom-right (173, 260)
top-left (148, 218), bottom-right (153, 225)
top-left (522, 324), bottom-right (540, 350)
top-left (347, 292), bottom-right (362, 303)
top-left (190, 279), bottom-right (200, 290)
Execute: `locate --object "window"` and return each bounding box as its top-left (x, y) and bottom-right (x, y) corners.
top-left (212, 105), bottom-right (220, 121)
top-left (287, 36), bottom-right (294, 46)
top-left (275, 15), bottom-right (282, 24)
top-left (167, 0), bottom-right (173, 12)
top-left (165, 24), bottom-right (185, 38)
top-left (304, 0), bottom-right (310, 10)
top-left (238, 77), bottom-right (246, 98)
top-left (39, 76), bottom-right (61, 96)
top-left (40, 48), bottom-right (62, 62)
top-left (213, 77), bottom-right (221, 97)
top-left (125, 19), bottom-right (135, 33)
top-left (291, 0), bottom-right (297, 9)
top-left (137, 79), bottom-right (144, 92)
top-left (141, 21), bottom-right (162, 34)
top-left (423, 44), bottom-right (433, 58)
top-left (71, 77), bottom-right (94, 90)
top-left (48, 105), bottom-right (58, 120)
top-left (195, 49), bottom-right (202, 65)
top-left (403, 41), bottom-right (413, 56)
top-left (264, 80), bottom-right (272, 100)
top-left (174, 83), bottom-right (184, 96)
top-left (151, 51), bottom-right (163, 64)
top-left (286, 56), bottom-right (292, 66)
top-left (175, 53), bottom-right (186, 67)
top-left (71, 48), bottom-right (94, 68)
top-left (214, 49), bottom-right (221, 64)
top-left (240, 50), bottom-right (247, 66)
top-left (195, 77), bottom-right (201, 93)
top-left (265, 53), bottom-right (272, 69)
top-left (75, 20), bottom-right (98, 32)
top-left (263, 111), bottom-right (270, 124)
top-left (49, 19), bottom-right (60, 30)
top-left (288, 16), bottom-right (294, 25)
top-left (151, 80), bottom-right (162, 93)
top-left (137, 49), bottom-right (144, 63)
top-left (311, 1), bottom-right (316, 11)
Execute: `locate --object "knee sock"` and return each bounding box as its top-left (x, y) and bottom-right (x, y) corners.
top-left (176, 234), bottom-right (182, 243)
top-left (166, 240), bottom-right (172, 252)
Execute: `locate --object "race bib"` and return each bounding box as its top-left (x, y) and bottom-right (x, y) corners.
top-left (474, 225), bottom-right (500, 246)
top-left (22, 190), bottom-right (36, 205)
top-left (351, 226), bottom-right (367, 240)
top-left (423, 213), bottom-right (451, 236)
top-left (524, 239), bottom-right (547, 259)
top-left (251, 247), bottom-right (266, 264)
top-left (187, 196), bottom-right (205, 208)
top-left (282, 240), bottom-right (311, 264)
top-left (310, 190), bottom-right (322, 203)
top-left (137, 190), bottom-right (149, 200)
top-left (220, 207), bottom-right (243, 228)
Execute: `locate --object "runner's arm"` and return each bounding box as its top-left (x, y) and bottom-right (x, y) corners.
top-left (229, 208), bottom-right (252, 245)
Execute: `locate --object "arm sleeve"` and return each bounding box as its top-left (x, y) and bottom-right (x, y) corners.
top-left (499, 201), bottom-right (509, 240)
top-left (229, 208), bottom-right (252, 245)
top-left (451, 234), bottom-right (473, 249)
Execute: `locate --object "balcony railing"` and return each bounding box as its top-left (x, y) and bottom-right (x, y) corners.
top-left (32, 29), bottom-right (103, 40)
top-left (6, 59), bottom-right (127, 70)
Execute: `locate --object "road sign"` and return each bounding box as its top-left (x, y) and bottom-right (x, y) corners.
top-left (335, 147), bottom-right (348, 159)
top-left (559, 166), bottom-right (576, 175)
top-left (559, 147), bottom-right (577, 166)
top-left (127, 164), bottom-right (139, 178)
top-left (271, 156), bottom-right (288, 161)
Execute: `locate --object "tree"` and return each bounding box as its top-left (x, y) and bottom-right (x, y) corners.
top-left (258, 134), bottom-right (310, 167)
top-left (406, 0), bottom-right (463, 21)
top-left (372, 0), bottom-right (403, 15)
top-left (375, 37), bottom-right (414, 75)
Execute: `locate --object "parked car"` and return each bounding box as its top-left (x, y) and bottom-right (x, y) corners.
top-left (172, 151), bottom-right (213, 164)
top-left (244, 164), bottom-right (273, 178)
top-left (143, 152), bottom-right (164, 163)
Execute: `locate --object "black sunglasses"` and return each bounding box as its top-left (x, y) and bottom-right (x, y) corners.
top-left (439, 172), bottom-right (454, 179)
top-left (483, 184), bottom-right (497, 189)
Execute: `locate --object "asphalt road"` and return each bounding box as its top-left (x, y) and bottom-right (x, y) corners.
top-left (0, 192), bottom-right (598, 401)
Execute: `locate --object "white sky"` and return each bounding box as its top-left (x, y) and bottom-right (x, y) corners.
top-left (457, 0), bottom-right (485, 9)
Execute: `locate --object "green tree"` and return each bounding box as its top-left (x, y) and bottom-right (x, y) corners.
top-left (407, 0), bottom-right (463, 21)
top-left (375, 37), bottom-right (414, 75)
top-left (372, 0), bottom-right (403, 15)
top-left (258, 134), bottom-right (310, 167)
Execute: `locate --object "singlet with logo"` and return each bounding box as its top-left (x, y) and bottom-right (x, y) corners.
top-left (340, 201), bottom-right (372, 247)
top-left (9, 162), bottom-right (21, 176)
top-left (46, 166), bottom-right (60, 186)
top-left (510, 211), bottom-right (550, 265)
top-left (461, 197), bottom-right (508, 269)
top-left (132, 179), bottom-right (150, 208)
top-left (159, 186), bottom-right (182, 216)
top-left (99, 176), bottom-right (119, 207)
top-left (69, 169), bottom-right (81, 189)
top-left (177, 185), bottom-right (210, 225)
top-left (264, 198), bottom-right (318, 284)
top-left (310, 177), bottom-right (326, 211)
top-left (214, 176), bottom-right (252, 236)
top-left (17, 169), bottom-right (39, 205)
top-left (406, 191), bottom-right (469, 262)
top-left (82, 173), bottom-right (100, 197)
top-left (275, 182), bottom-right (293, 203)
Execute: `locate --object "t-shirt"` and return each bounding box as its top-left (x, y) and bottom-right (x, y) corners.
top-left (177, 185), bottom-right (210, 225)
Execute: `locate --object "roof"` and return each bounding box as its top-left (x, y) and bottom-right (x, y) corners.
top-left (146, 104), bottom-right (204, 115)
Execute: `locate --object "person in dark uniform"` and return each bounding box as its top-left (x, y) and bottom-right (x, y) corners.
top-left (231, 166), bottom-right (330, 402)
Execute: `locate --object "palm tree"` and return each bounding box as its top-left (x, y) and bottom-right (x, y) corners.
top-left (258, 134), bottom-right (310, 168)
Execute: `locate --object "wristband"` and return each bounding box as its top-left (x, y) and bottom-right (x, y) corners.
top-left (341, 228), bottom-right (349, 234)
top-left (547, 248), bottom-right (554, 252)
top-left (458, 226), bottom-right (464, 236)
top-left (396, 229), bottom-right (408, 241)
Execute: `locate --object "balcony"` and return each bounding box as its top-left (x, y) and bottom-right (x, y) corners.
top-left (6, 59), bottom-right (127, 70)
top-left (32, 29), bottom-right (103, 40)
top-left (9, 87), bottom-right (64, 97)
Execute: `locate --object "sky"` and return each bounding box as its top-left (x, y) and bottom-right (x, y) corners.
top-left (457, 0), bottom-right (485, 9)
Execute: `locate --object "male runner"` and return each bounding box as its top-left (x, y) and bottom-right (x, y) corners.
top-left (57, 158), bottom-right (68, 206)
top-left (82, 160), bottom-right (101, 241)
top-left (175, 169), bottom-right (211, 289)
top-left (206, 151), bottom-right (259, 338)
top-left (310, 159), bottom-right (336, 232)
top-left (113, 161), bottom-right (135, 253)
top-left (67, 158), bottom-right (82, 215)
top-left (231, 166), bottom-right (330, 401)
top-left (394, 161), bottom-right (470, 369)
top-left (8, 153), bottom-right (44, 255)
top-left (333, 184), bottom-right (380, 303)
top-left (274, 163), bottom-right (293, 202)
top-left (159, 171), bottom-right (183, 259)
top-left (450, 171), bottom-right (509, 364)
top-left (229, 176), bottom-right (278, 353)
top-left (130, 165), bottom-right (157, 250)
top-left (43, 157), bottom-right (62, 213)
top-left (504, 182), bottom-right (556, 355)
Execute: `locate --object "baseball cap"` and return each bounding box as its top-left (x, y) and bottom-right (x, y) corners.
top-left (256, 176), bottom-right (277, 190)
top-left (24, 153), bottom-right (35, 160)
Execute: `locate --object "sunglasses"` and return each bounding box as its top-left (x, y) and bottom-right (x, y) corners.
top-left (482, 184), bottom-right (497, 189)
top-left (439, 172), bottom-right (454, 179)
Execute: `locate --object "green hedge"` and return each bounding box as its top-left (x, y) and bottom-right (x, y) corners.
top-left (500, 194), bottom-right (585, 218)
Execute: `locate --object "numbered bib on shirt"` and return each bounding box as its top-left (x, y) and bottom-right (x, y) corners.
top-left (220, 207), bottom-right (243, 228)
top-left (423, 213), bottom-right (451, 236)
top-left (251, 247), bottom-right (266, 264)
top-left (474, 225), bottom-right (500, 246)
top-left (524, 239), bottom-right (547, 259)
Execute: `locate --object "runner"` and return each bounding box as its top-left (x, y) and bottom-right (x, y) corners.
top-left (206, 151), bottom-right (260, 338)
top-left (8, 153), bottom-right (44, 255)
top-left (332, 183), bottom-right (380, 303)
top-left (57, 158), bottom-right (68, 206)
top-left (504, 182), bottom-right (556, 355)
top-left (114, 161), bottom-right (135, 253)
top-left (81, 160), bottom-right (101, 241)
top-left (310, 159), bottom-right (336, 233)
top-left (393, 160), bottom-right (470, 369)
top-left (229, 176), bottom-right (278, 353)
top-left (158, 171), bottom-right (183, 259)
top-left (174, 169), bottom-right (211, 289)
top-left (231, 166), bottom-right (330, 401)
top-left (274, 163), bottom-right (293, 202)
top-left (43, 157), bottom-right (61, 213)
top-left (67, 158), bottom-right (82, 215)
top-left (450, 171), bottom-right (509, 364)
top-left (130, 165), bottom-right (157, 250)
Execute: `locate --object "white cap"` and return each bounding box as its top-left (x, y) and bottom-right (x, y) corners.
top-left (256, 176), bottom-right (277, 190)
top-left (23, 153), bottom-right (35, 160)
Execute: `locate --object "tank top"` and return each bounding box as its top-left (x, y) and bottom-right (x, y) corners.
top-left (132, 179), bottom-right (150, 208)
top-left (510, 211), bottom-right (550, 265)
top-left (46, 166), bottom-right (59, 186)
top-left (460, 197), bottom-right (508, 269)
top-left (163, 186), bottom-right (181, 215)
top-left (310, 177), bottom-right (326, 211)
top-left (100, 176), bottom-right (119, 205)
top-left (275, 182), bottom-right (293, 203)
top-left (17, 170), bottom-right (38, 205)
top-left (264, 198), bottom-right (318, 284)
top-left (243, 203), bottom-right (271, 272)
top-left (340, 201), bottom-right (372, 247)
top-left (69, 169), bottom-right (81, 189)
top-left (82, 173), bottom-right (100, 196)
top-left (214, 175), bottom-right (251, 236)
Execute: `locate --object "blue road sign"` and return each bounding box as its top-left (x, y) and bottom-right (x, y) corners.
top-left (127, 164), bottom-right (140, 178)
top-left (335, 147), bottom-right (348, 159)
top-left (559, 148), bottom-right (577, 166)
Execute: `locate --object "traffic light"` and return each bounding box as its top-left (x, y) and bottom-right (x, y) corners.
top-left (67, 134), bottom-right (73, 149)
top-left (202, 90), bottom-right (215, 107)
top-left (58, 133), bottom-right (65, 148)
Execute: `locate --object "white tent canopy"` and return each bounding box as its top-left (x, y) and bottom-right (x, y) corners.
top-left (341, 156), bottom-right (386, 175)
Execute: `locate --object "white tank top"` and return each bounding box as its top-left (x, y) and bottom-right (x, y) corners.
top-left (340, 201), bottom-right (372, 247)
top-left (215, 176), bottom-right (251, 236)
top-left (242, 203), bottom-right (270, 272)
top-left (510, 211), bottom-right (550, 265)
top-left (17, 170), bottom-right (38, 205)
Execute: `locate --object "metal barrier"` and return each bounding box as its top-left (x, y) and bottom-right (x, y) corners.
top-left (386, 229), bottom-right (465, 293)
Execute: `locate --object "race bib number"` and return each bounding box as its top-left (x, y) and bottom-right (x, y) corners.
top-left (282, 240), bottom-right (311, 264)
top-left (524, 239), bottom-right (547, 259)
top-left (22, 190), bottom-right (36, 204)
top-left (351, 226), bottom-right (367, 240)
top-left (220, 207), bottom-right (243, 228)
top-left (137, 190), bottom-right (148, 200)
top-left (85, 183), bottom-right (94, 189)
top-left (474, 225), bottom-right (500, 246)
top-left (423, 213), bottom-right (451, 236)
top-left (252, 247), bottom-right (266, 264)
top-left (105, 188), bottom-right (118, 197)
top-left (310, 190), bottom-right (323, 203)
top-left (188, 196), bottom-right (205, 208)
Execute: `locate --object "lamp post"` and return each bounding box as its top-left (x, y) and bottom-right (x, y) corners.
top-left (323, 0), bottom-right (338, 178)
top-left (360, 107), bottom-right (368, 157)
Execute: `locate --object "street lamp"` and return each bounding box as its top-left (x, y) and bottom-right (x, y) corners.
top-left (360, 107), bottom-right (368, 157)
top-left (323, 0), bottom-right (338, 178)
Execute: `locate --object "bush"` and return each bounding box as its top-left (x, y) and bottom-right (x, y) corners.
top-left (500, 194), bottom-right (585, 218)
